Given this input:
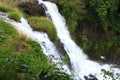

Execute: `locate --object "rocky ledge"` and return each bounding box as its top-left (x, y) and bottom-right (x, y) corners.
top-left (19, 2), bottom-right (45, 16)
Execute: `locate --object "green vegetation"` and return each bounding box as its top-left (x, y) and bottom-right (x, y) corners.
top-left (0, 19), bottom-right (16, 42)
top-left (57, 0), bottom-right (85, 35)
top-left (102, 69), bottom-right (120, 80)
top-left (0, 0), bottom-right (119, 79)
top-left (0, 4), bottom-right (13, 12)
top-left (0, 2), bottom-right (21, 22)
top-left (40, 66), bottom-right (72, 80)
top-left (0, 20), bottom-right (71, 80)
top-left (0, 19), bottom-right (48, 79)
top-left (8, 12), bottom-right (21, 22)
top-left (57, 0), bottom-right (120, 64)
top-left (28, 17), bottom-right (57, 42)
top-left (87, 0), bottom-right (120, 31)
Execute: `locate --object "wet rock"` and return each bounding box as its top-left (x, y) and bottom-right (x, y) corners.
top-left (19, 2), bottom-right (45, 16)
top-left (84, 74), bottom-right (98, 80)
top-left (34, 0), bottom-right (39, 3)
top-left (41, 3), bottom-right (48, 11)
top-left (56, 39), bottom-right (72, 70)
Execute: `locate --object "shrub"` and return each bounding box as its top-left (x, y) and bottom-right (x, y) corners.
top-left (39, 66), bottom-right (72, 80)
top-left (8, 12), bottom-right (21, 22)
top-left (28, 17), bottom-right (57, 42)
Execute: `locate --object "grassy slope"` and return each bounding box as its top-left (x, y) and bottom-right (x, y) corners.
top-left (0, 1), bottom-right (71, 80)
top-left (0, 19), bottom-right (50, 79)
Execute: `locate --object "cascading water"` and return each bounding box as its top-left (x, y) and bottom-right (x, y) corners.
top-left (0, 12), bottom-right (70, 74)
top-left (37, 0), bottom-right (120, 80)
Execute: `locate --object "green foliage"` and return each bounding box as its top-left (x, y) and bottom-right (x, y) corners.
top-left (62, 55), bottom-right (70, 64)
top-left (102, 69), bottom-right (120, 80)
top-left (0, 19), bottom-right (71, 80)
top-left (0, 4), bottom-right (13, 12)
top-left (57, 0), bottom-right (85, 34)
top-left (0, 20), bottom-right (48, 80)
top-left (0, 19), bottom-right (16, 42)
top-left (0, 4), bottom-right (21, 22)
top-left (72, 0), bottom-right (120, 62)
top-left (87, 0), bottom-right (120, 30)
top-left (39, 66), bottom-right (72, 80)
top-left (28, 17), bottom-right (57, 42)
top-left (8, 12), bottom-right (21, 22)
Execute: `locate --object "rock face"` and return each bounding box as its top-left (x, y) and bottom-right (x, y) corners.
top-left (43, 0), bottom-right (57, 2)
top-left (19, 2), bottom-right (45, 16)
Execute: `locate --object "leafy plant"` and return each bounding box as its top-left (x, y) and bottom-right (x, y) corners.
top-left (39, 66), bottom-right (72, 80)
top-left (102, 69), bottom-right (120, 80)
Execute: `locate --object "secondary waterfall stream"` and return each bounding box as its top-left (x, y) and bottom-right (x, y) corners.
top-left (0, 12), bottom-right (70, 74)
top-left (38, 0), bottom-right (120, 80)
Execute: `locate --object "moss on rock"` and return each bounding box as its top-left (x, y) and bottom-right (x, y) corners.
top-left (28, 16), bottom-right (57, 42)
top-left (8, 12), bottom-right (21, 22)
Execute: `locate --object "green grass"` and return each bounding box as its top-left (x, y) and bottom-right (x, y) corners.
top-left (0, 20), bottom-right (50, 79)
top-left (0, 19), bottom-right (71, 80)
top-left (28, 17), bottom-right (57, 42)
top-left (8, 12), bottom-right (21, 22)
top-left (0, 3), bottom-right (22, 22)
top-left (0, 19), bottom-right (16, 42)
top-left (0, 4), bottom-right (13, 12)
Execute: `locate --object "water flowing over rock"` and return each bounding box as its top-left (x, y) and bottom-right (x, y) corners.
top-left (37, 0), bottom-right (120, 80)
top-left (0, 12), bottom-right (70, 74)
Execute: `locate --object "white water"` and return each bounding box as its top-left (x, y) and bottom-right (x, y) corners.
top-left (0, 12), bottom-right (70, 74)
top-left (37, 0), bottom-right (120, 80)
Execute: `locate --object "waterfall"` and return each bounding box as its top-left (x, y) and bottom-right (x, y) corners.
top-left (37, 0), bottom-right (120, 80)
top-left (0, 12), bottom-right (70, 74)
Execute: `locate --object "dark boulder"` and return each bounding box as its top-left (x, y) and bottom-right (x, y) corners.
top-left (43, 0), bottom-right (57, 3)
top-left (84, 74), bottom-right (98, 80)
top-left (19, 2), bottom-right (45, 16)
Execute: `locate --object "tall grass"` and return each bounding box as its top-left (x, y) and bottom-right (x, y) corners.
top-left (0, 19), bottom-right (50, 79)
top-left (0, 0), bottom-right (23, 22)
top-left (0, 0), bottom-right (17, 7)
top-left (28, 17), bottom-right (57, 42)
top-left (8, 12), bottom-right (21, 22)
top-left (0, 4), bottom-right (13, 12)
top-left (0, 19), bottom-right (71, 80)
